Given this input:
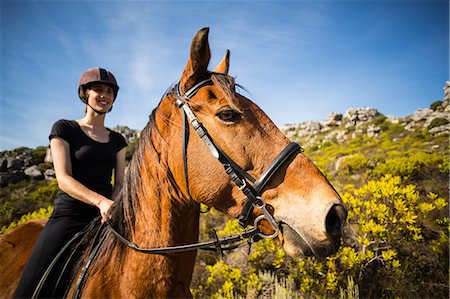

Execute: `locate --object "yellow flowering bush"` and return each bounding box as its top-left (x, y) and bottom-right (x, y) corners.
top-left (195, 113), bottom-right (450, 297)
top-left (1, 205), bottom-right (53, 234)
top-left (193, 173), bottom-right (448, 298)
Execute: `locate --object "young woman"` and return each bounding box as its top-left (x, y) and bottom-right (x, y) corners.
top-left (14, 67), bottom-right (127, 298)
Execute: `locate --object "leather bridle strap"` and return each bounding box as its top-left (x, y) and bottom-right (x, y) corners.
top-left (253, 142), bottom-right (301, 194)
top-left (174, 78), bottom-right (302, 232)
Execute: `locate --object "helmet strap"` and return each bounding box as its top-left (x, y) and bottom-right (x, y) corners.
top-left (86, 103), bottom-right (112, 115)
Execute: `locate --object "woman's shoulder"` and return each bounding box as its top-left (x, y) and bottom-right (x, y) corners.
top-left (108, 129), bottom-right (128, 150)
top-left (49, 119), bottom-right (78, 142)
top-left (52, 119), bottom-right (77, 129)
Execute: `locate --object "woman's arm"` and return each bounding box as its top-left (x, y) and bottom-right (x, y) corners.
top-left (112, 147), bottom-right (126, 199)
top-left (50, 137), bottom-right (113, 221)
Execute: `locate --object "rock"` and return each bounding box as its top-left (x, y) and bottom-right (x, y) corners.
top-left (411, 108), bottom-right (433, 122)
top-left (7, 170), bottom-right (27, 185)
top-left (429, 124), bottom-right (450, 135)
top-left (386, 116), bottom-right (399, 124)
top-left (6, 157), bottom-right (23, 170)
top-left (424, 112), bottom-right (450, 128)
top-left (444, 81), bottom-right (450, 100)
top-left (298, 121), bottom-right (323, 136)
top-left (0, 173), bottom-right (9, 187)
top-left (0, 159), bottom-right (7, 172)
top-left (111, 126), bottom-right (140, 143)
top-left (404, 122), bottom-right (416, 131)
top-left (351, 174), bottom-right (362, 180)
top-left (367, 125), bottom-right (381, 137)
top-left (44, 148), bottom-right (53, 164)
top-left (324, 112), bottom-right (343, 127)
top-left (336, 130), bottom-right (348, 142)
top-left (335, 156), bottom-right (347, 171)
top-left (24, 165), bottom-right (44, 180)
top-left (343, 107), bottom-right (381, 127)
top-left (44, 169), bottom-right (56, 180)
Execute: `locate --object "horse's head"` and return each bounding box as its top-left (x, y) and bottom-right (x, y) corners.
top-left (157, 28), bottom-right (347, 258)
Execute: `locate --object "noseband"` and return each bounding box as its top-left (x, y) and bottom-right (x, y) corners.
top-left (174, 76), bottom-right (302, 238)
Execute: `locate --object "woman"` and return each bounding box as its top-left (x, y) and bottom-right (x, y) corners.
top-left (14, 67), bottom-right (127, 298)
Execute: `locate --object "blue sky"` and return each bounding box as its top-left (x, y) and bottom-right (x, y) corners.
top-left (1, 0), bottom-right (448, 150)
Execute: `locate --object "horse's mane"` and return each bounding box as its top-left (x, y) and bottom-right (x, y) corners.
top-left (76, 73), bottom-right (239, 276)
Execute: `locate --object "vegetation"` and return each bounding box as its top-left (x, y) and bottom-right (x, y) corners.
top-left (190, 113), bottom-right (449, 298)
top-left (0, 180), bottom-right (58, 231)
top-left (428, 117), bottom-right (449, 130)
top-left (1, 105), bottom-right (448, 298)
top-left (430, 100), bottom-right (443, 111)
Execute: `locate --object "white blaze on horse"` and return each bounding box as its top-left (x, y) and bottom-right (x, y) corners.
top-left (0, 28), bottom-right (346, 298)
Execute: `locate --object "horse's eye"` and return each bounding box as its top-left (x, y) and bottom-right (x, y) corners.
top-left (216, 109), bottom-right (241, 123)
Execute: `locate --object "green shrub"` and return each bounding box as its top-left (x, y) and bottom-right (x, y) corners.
top-left (1, 206), bottom-right (52, 234)
top-left (0, 180), bottom-right (58, 229)
top-left (32, 146), bottom-right (48, 164)
top-left (339, 154), bottom-right (370, 175)
top-left (371, 151), bottom-right (444, 179)
top-left (428, 117), bottom-right (449, 130)
top-left (372, 115), bottom-right (387, 126)
top-left (429, 100), bottom-right (443, 111)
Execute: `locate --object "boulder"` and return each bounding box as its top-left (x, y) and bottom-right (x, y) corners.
top-left (411, 108), bottom-right (433, 122)
top-left (367, 125), bottom-right (381, 137)
top-left (429, 124), bottom-right (450, 135)
top-left (444, 81), bottom-right (450, 100)
top-left (24, 165), bottom-right (44, 181)
top-left (6, 158), bottom-right (23, 171)
top-left (44, 169), bottom-right (56, 180)
top-left (324, 112), bottom-right (343, 127)
top-left (0, 159), bottom-right (7, 172)
top-left (44, 148), bottom-right (53, 164)
top-left (6, 171), bottom-right (27, 185)
top-left (344, 108), bottom-right (381, 126)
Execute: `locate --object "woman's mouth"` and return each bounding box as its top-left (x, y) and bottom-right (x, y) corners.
top-left (97, 100), bottom-right (110, 108)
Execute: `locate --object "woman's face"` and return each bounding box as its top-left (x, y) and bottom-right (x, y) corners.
top-left (86, 83), bottom-right (114, 113)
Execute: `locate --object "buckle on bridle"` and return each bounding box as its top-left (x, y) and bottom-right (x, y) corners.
top-left (237, 179), bottom-right (247, 191)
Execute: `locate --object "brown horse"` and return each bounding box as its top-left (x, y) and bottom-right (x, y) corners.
top-left (0, 28), bottom-right (346, 298)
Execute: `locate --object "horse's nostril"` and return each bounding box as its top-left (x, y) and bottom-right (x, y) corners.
top-left (326, 204), bottom-right (347, 236)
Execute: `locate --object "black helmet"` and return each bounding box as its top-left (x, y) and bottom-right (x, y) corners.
top-left (78, 67), bottom-right (119, 104)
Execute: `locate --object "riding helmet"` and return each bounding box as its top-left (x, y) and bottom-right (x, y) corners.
top-left (78, 67), bottom-right (119, 104)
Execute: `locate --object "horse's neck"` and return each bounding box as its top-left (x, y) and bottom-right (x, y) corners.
top-left (132, 131), bottom-right (200, 247)
top-left (133, 189), bottom-right (200, 248)
top-left (111, 132), bottom-right (200, 297)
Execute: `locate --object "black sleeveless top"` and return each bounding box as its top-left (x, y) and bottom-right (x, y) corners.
top-left (49, 119), bottom-right (127, 219)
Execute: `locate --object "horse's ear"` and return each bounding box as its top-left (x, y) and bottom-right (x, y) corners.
top-left (213, 50), bottom-right (230, 74)
top-left (180, 27), bottom-right (211, 92)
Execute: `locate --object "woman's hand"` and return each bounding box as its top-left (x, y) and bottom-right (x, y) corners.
top-left (97, 199), bottom-right (114, 222)
top-left (51, 137), bottom-right (117, 222)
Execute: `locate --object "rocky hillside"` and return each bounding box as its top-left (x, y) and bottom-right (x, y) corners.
top-left (0, 126), bottom-right (139, 230)
top-left (0, 126), bottom-right (139, 188)
top-left (1, 85), bottom-right (449, 298)
top-left (1, 87), bottom-right (449, 229)
top-left (280, 98), bottom-right (449, 148)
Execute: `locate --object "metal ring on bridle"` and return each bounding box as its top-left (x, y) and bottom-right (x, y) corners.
top-left (254, 215), bottom-right (279, 239)
top-left (253, 197), bottom-right (279, 239)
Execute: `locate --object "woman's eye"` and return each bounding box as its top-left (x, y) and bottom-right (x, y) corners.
top-left (216, 109), bottom-right (242, 123)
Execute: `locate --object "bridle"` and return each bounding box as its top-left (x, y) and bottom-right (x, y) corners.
top-left (31, 75), bottom-right (302, 299)
top-left (107, 75), bottom-right (302, 246)
top-left (174, 76), bottom-right (302, 238)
